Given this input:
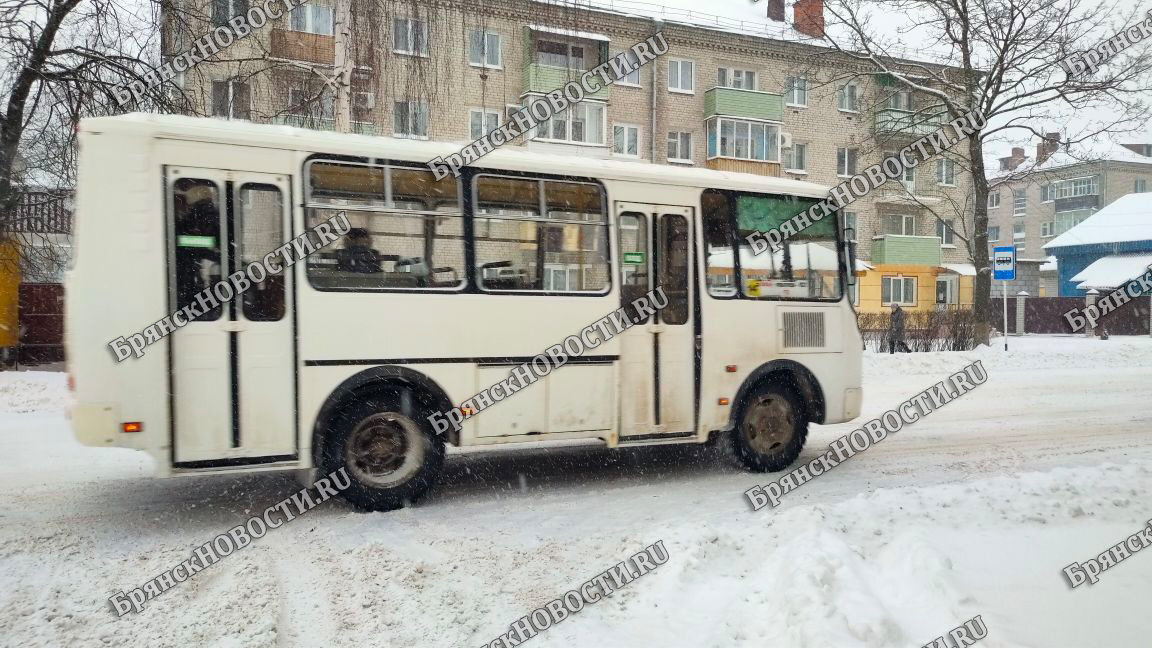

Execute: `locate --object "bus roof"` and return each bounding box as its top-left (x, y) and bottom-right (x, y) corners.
top-left (80, 113), bottom-right (834, 199)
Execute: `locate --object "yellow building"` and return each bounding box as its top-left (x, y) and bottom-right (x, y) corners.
top-left (854, 234), bottom-right (975, 312)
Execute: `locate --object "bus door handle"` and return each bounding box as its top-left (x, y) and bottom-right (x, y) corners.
top-left (648, 323), bottom-right (665, 335)
top-left (220, 321), bottom-right (247, 333)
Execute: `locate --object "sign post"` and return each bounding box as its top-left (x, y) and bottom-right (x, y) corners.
top-left (993, 246), bottom-right (1017, 351)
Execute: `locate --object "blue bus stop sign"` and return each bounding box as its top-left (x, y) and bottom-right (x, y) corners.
top-left (993, 246), bottom-right (1016, 281)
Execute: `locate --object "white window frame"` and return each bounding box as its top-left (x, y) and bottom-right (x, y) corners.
top-left (536, 39), bottom-right (586, 70)
top-left (987, 191), bottom-right (1000, 209)
top-left (717, 67), bottom-right (756, 90)
top-left (1041, 183), bottom-right (1055, 202)
top-left (468, 30), bottom-right (502, 69)
top-left (393, 99), bottom-right (429, 138)
top-left (530, 97), bottom-right (606, 146)
top-left (1013, 221), bottom-right (1026, 240)
top-left (1013, 188), bottom-right (1027, 215)
top-left (1054, 176), bottom-right (1099, 199)
top-left (393, 17), bottom-right (428, 57)
top-left (1041, 221), bottom-right (1055, 237)
top-left (667, 131), bottom-right (692, 163)
top-left (707, 117), bottom-right (780, 163)
top-left (886, 213), bottom-right (916, 236)
top-left (668, 58), bottom-right (695, 94)
top-left (836, 147), bottom-right (858, 177)
top-left (288, 86), bottom-right (334, 120)
top-left (937, 218), bottom-right (955, 246)
top-left (783, 142), bottom-right (807, 173)
top-left (1135, 178), bottom-right (1148, 193)
top-left (836, 83), bottom-right (859, 113)
top-left (289, 4), bottom-right (333, 35)
top-left (988, 225), bottom-right (1000, 242)
top-left (614, 51), bottom-right (641, 86)
top-left (882, 275), bottom-right (917, 306)
top-left (936, 158), bottom-right (956, 186)
top-left (885, 149), bottom-right (914, 189)
top-left (469, 108), bottom-right (501, 140)
top-left (935, 276), bottom-right (957, 305)
top-left (785, 76), bottom-right (807, 107)
top-left (612, 123), bottom-right (641, 157)
top-left (887, 90), bottom-right (914, 111)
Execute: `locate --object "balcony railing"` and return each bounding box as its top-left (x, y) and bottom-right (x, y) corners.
top-left (704, 87), bottom-right (783, 122)
top-left (273, 115), bottom-right (376, 135)
top-left (873, 109), bottom-right (946, 137)
top-left (871, 234), bottom-right (942, 265)
top-left (522, 64), bottom-right (610, 100)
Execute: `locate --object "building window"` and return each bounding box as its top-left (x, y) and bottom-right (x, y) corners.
top-left (668, 59), bottom-right (695, 93)
top-left (535, 100), bottom-right (605, 145)
top-left (211, 79), bottom-right (251, 120)
top-left (469, 109), bottom-right (500, 140)
top-left (615, 51), bottom-right (641, 85)
top-left (882, 276), bottom-right (916, 306)
top-left (988, 191), bottom-right (1000, 208)
top-left (886, 214), bottom-right (916, 236)
top-left (1042, 183), bottom-right (1055, 202)
top-left (468, 30), bottom-right (502, 68)
top-left (1135, 178), bottom-right (1148, 193)
top-left (1013, 188), bottom-right (1027, 215)
top-left (1054, 176), bottom-right (1098, 199)
top-left (783, 143), bottom-right (807, 171)
top-left (393, 18), bottom-right (428, 56)
top-left (212, 0), bottom-right (246, 27)
top-left (537, 40), bottom-right (585, 69)
top-left (836, 83), bottom-right (858, 112)
top-left (289, 5), bottom-right (332, 35)
top-left (707, 118), bottom-right (780, 162)
top-left (718, 67), bottom-right (756, 90)
top-left (936, 158), bottom-right (956, 186)
top-left (937, 218), bottom-right (955, 245)
top-left (843, 211), bottom-right (857, 241)
top-left (668, 131), bottom-right (692, 162)
top-left (393, 100), bottom-right (428, 138)
top-left (1041, 221), bottom-right (1055, 237)
top-left (936, 276), bottom-right (957, 305)
top-left (887, 90), bottom-right (914, 111)
top-left (288, 86), bottom-right (334, 120)
top-left (785, 76), bottom-right (807, 106)
top-left (612, 124), bottom-right (640, 157)
top-left (988, 226), bottom-right (1000, 242)
top-left (836, 147), bottom-right (858, 176)
top-left (1013, 221), bottom-right (1025, 240)
top-left (885, 149), bottom-right (915, 188)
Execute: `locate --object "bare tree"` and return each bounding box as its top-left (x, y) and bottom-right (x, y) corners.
top-left (822, 0), bottom-right (1152, 343)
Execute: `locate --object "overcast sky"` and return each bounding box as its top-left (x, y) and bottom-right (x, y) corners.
top-left (581, 0), bottom-right (1152, 158)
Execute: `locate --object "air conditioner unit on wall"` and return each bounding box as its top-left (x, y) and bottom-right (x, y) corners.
top-left (780, 132), bottom-right (793, 149)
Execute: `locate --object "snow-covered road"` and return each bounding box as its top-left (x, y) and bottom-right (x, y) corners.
top-left (1, 336), bottom-right (1151, 648)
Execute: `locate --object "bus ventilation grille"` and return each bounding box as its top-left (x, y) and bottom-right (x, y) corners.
top-left (781, 311), bottom-right (826, 348)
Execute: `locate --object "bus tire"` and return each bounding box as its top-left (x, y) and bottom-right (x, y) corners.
top-left (725, 381), bottom-right (807, 472)
top-left (321, 394), bottom-right (445, 512)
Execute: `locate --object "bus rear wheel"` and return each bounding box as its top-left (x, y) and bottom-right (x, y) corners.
top-left (323, 394), bottom-right (445, 512)
top-left (726, 382), bottom-right (807, 472)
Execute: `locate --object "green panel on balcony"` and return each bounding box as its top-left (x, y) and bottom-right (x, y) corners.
top-left (873, 109), bottom-right (946, 137)
top-left (872, 235), bottom-right (942, 265)
top-left (273, 115), bottom-right (376, 136)
top-left (703, 87), bottom-right (783, 121)
top-left (522, 64), bottom-right (610, 100)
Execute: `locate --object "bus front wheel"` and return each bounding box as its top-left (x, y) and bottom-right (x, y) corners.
top-left (322, 394), bottom-right (445, 512)
top-left (725, 382), bottom-right (808, 472)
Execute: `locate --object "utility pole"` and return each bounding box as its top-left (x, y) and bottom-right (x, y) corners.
top-left (333, 0), bottom-right (352, 133)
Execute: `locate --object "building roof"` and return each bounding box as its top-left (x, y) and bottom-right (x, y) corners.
top-left (1070, 253), bottom-right (1152, 290)
top-left (990, 140), bottom-right (1152, 182)
top-left (1044, 193), bottom-right (1152, 250)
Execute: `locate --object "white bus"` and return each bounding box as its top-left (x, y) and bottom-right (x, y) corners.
top-left (67, 114), bottom-right (862, 511)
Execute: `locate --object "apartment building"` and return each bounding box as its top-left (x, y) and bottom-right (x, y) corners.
top-left (988, 135), bottom-right (1152, 295)
top-left (165, 0), bottom-right (977, 312)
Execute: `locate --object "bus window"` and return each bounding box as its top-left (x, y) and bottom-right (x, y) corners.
top-left (702, 190), bottom-right (737, 297)
top-left (619, 212), bottom-right (649, 322)
top-left (658, 214), bottom-right (689, 324)
top-left (239, 184), bottom-right (285, 321)
top-left (305, 162), bottom-right (464, 290)
top-left (735, 192), bottom-right (843, 301)
top-left (474, 176), bottom-right (609, 293)
top-left (172, 178), bottom-right (223, 321)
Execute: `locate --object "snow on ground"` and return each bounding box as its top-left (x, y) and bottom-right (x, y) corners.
top-left (2, 335), bottom-right (1152, 647)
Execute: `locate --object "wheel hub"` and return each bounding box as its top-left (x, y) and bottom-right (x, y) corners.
top-left (742, 395), bottom-right (794, 455)
top-left (345, 412), bottom-right (424, 487)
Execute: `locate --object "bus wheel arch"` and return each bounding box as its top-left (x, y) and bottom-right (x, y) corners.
top-left (312, 366), bottom-right (457, 470)
top-left (730, 360), bottom-right (826, 430)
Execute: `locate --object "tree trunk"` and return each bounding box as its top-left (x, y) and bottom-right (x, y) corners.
top-left (333, 0), bottom-right (352, 133)
top-left (968, 132), bottom-right (992, 346)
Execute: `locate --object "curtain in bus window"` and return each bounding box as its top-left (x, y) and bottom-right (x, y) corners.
top-left (702, 190), bottom-right (737, 297)
top-left (239, 184), bottom-right (285, 321)
top-left (473, 176), bottom-right (608, 292)
top-left (734, 194), bottom-right (843, 301)
top-left (172, 178), bottom-right (223, 321)
top-left (305, 163), bottom-right (464, 290)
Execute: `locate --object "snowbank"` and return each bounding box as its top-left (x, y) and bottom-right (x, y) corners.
top-left (0, 371), bottom-right (69, 414)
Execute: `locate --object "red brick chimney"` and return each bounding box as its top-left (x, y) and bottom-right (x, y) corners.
top-left (766, 0), bottom-right (786, 22)
top-left (793, 0), bottom-right (825, 38)
top-left (999, 147), bottom-right (1027, 171)
top-left (1035, 132), bottom-right (1061, 166)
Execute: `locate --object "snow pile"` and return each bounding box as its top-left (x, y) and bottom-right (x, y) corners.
top-left (0, 371), bottom-right (69, 414)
